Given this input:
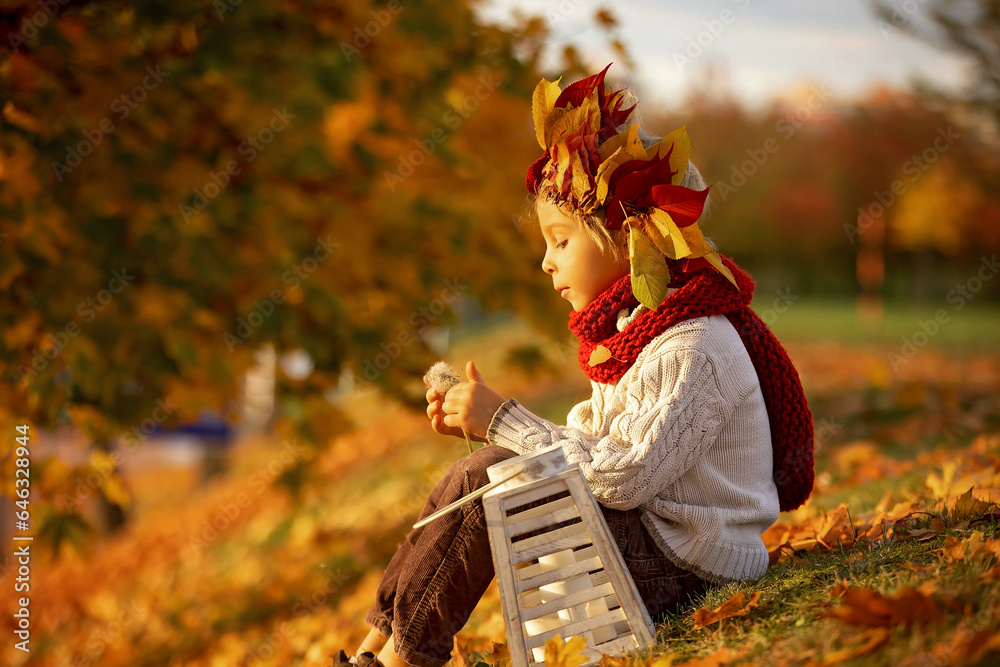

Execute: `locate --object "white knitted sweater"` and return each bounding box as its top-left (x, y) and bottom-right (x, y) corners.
top-left (486, 311), bottom-right (781, 582)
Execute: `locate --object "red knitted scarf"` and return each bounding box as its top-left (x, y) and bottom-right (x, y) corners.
top-left (567, 256), bottom-right (815, 512)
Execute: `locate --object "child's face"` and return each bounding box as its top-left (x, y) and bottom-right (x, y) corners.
top-left (537, 200), bottom-right (629, 311)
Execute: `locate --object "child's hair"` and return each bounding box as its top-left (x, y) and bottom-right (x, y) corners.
top-left (529, 87), bottom-right (712, 263)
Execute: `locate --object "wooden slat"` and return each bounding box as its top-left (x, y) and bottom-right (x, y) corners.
top-left (499, 479), bottom-right (569, 512)
top-left (483, 493), bottom-right (531, 667)
top-left (523, 607), bottom-right (627, 650)
top-left (507, 495), bottom-right (578, 526)
top-left (511, 531), bottom-right (593, 565)
top-left (565, 475), bottom-right (656, 646)
top-left (515, 555), bottom-right (603, 594)
top-left (512, 521), bottom-right (588, 556)
top-left (520, 582), bottom-right (615, 621)
top-left (515, 545), bottom-right (598, 578)
top-left (507, 504), bottom-right (581, 538)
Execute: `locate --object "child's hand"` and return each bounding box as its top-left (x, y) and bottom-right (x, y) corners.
top-left (425, 361), bottom-right (505, 441)
top-left (425, 386), bottom-right (487, 442)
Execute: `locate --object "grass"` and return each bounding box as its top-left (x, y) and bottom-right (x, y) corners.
top-left (21, 313), bottom-right (1000, 667)
top-left (756, 297), bottom-right (1000, 349)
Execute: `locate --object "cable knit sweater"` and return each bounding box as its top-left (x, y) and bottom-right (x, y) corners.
top-left (486, 310), bottom-right (781, 583)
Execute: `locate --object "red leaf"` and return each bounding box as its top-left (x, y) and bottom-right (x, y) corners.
top-left (555, 62), bottom-right (612, 109)
top-left (650, 184), bottom-right (711, 227)
top-left (526, 152), bottom-right (548, 194)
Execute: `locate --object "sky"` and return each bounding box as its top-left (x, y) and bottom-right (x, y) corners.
top-left (474, 0), bottom-right (971, 110)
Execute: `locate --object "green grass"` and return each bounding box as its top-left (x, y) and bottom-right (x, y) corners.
top-left (756, 297), bottom-right (1000, 348)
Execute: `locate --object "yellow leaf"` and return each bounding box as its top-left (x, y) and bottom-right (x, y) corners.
top-left (597, 122), bottom-right (641, 161)
top-left (629, 222), bottom-right (670, 310)
top-left (703, 251), bottom-right (739, 289)
top-left (543, 634), bottom-right (588, 667)
top-left (532, 77), bottom-right (563, 149)
top-left (647, 209), bottom-right (690, 259)
top-left (926, 461), bottom-right (958, 499)
top-left (588, 345), bottom-right (612, 366)
top-left (659, 125), bottom-right (691, 183)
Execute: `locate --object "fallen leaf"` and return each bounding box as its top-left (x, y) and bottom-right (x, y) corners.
top-left (903, 561), bottom-right (936, 575)
top-left (817, 504), bottom-right (855, 548)
top-left (544, 634), bottom-right (588, 667)
top-left (482, 641), bottom-right (510, 666)
top-left (822, 585), bottom-right (941, 628)
top-left (941, 531), bottom-right (987, 564)
top-left (674, 647), bottom-right (742, 666)
top-left (811, 627), bottom-right (891, 666)
top-left (952, 487), bottom-right (994, 518)
top-left (692, 591), bottom-right (761, 629)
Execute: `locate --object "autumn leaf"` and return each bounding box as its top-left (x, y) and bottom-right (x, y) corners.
top-left (817, 503), bottom-right (856, 548)
top-left (674, 647), bottom-right (743, 666)
top-left (646, 209), bottom-right (691, 259)
top-left (692, 591), bottom-right (761, 629)
top-left (588, 345), bottom-right (613, 366)
top-left (629, 222), bottom-right (670, 309)
top-left (937, 531), bottom-right (995, 563)
top-left (952, 487), bottom-right (995, 517)
top-left (822, 585), bottom-right (942, 628)
top-left (544, 634), bottom-right (588, 667)
top-left (805, 628), bottom-right (891, 667)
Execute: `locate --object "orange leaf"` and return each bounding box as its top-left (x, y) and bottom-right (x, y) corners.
top-left (817, 504), bottom-right (855, 548)
top-left (822, 585), bottom-right (941, 628)
top-left (810, 628), bottom-right (891, 666)
top-left (674, 647), bottom-right (743, 666)
top-left (692, 591), bottom-right (761, 629)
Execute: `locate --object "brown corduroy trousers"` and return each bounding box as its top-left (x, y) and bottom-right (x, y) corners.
top-left (364, 445), bottom-right (709, 667)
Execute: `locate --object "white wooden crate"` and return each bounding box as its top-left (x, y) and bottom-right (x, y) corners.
top-left (483, 445), bottom-right (655, 667)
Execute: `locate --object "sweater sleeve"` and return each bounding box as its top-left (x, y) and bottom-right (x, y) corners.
top-left (486, 346), bottom-right (728, 510)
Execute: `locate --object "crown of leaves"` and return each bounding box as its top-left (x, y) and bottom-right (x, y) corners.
top-left (526, 63), bottom-right (737, 309)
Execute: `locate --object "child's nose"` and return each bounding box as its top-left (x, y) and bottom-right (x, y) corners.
top-left (541, 251), bottom-right (555, 274)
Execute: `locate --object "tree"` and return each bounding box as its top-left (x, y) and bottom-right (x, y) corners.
top-left (871, 0), bottom-right (1000, 136)
top-left (0, 0), bottom-right (554, 553)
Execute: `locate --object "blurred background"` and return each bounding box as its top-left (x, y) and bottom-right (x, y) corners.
top-left (1, 0), bottom-right (998, 665)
